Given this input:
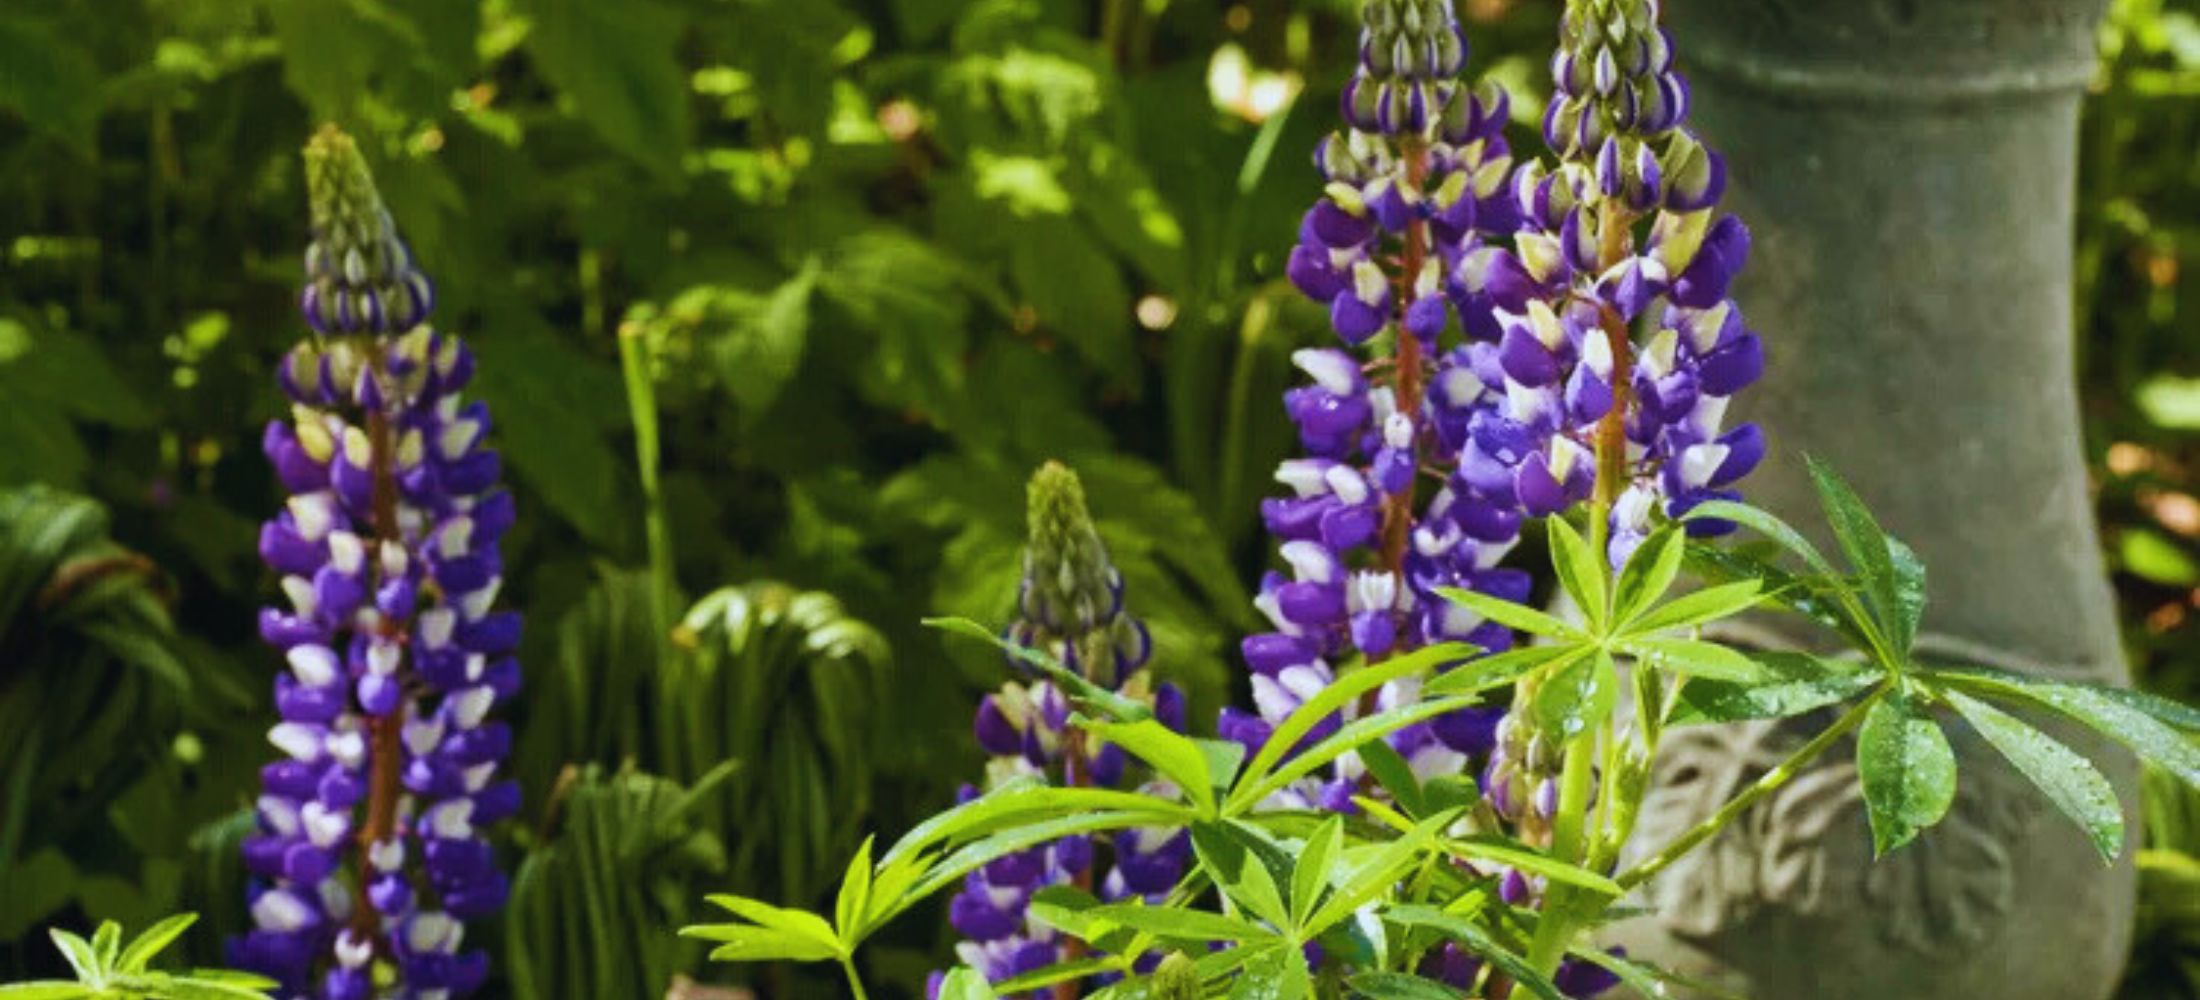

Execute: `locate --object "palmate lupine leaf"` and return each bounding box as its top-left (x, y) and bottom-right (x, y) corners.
top-left (0, 915), bottom-right (274, 1000)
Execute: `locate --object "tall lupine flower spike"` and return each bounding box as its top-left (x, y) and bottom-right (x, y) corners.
top-left (237, 125), bottom-right (519, 1000)
top-left (1250, 0), bottom-right (1526, 814)
top-left (938, 463), bottom-right (1189, 996)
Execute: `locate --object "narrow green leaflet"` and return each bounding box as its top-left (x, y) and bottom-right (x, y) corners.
top-left (1929, 666), bottom-right (2200, 787)
top-left (1190, 821), bottom-right (1290, 929)
top-left (1944, 689), bottom-right (2123, 862)
top-left (89, 922), bottom-right (118, 972)
top-left (1230, 940), bottom-right (1312, 1000)
top-left (1233, 696), bottom-right (1478, 811)
top-left (116, 913), bottom-right (198, 974)
top-left (1546, 516), bottom-right (1608, 627)
top-left (1424, 645), bottom-right (1577, 698)
top-left (1682, 500), bottom-right (1838, 578)
top-left (1612, 526), bottom-right (1687, 627)
top-left (0, 985), bottom-right (90, 999)
top-left (1804, 457), bottom-right (1909, 652)
top-left (1567, 947), bottom-right (1751, 1000)
top-left (879, 778), bottom-right (1192, 868)
top-left (1621, 637), bottom-right (1767, 684)
top-left (925, 617), bottom-right (1154, 722)
top-left (834, 836), bottom-right (875, 941)
top-left (700, 895), bottom-right (839, 955)
top-left (1440, 836), bottom-right (1622, 896)
top-left (1347, 971), bottom-right (1465, 998)
top-left (1886, 535), bottom-right (1928, 653)
top-left (1234, 643), bottom-right (1476, 807)
top-left (681, 922), bottom-right (841, 963)
top-left (1291, 817), bottom-right (1344, 929)
top-left (1383, 906), bottom-right (1565, 1000)
top-left (993, 958), bottom-right (1125, 996)
top-left (1622, 580), bottom-right (1762, 637)
top-left (1433, 587), bottom-right (1577, 640)
top-left (1668, 652), bottom-right (1879, 726)
top-left (47, 931), bottom-right (98, 985)
top-left (1356, 740), bottom-right (1428, 817)
top-left (936, 967), bottom-right (1005, 1000)
top-left (906, 810), bottom-right (1171, 909)
top-left (1304, 810), bottom-right (1459, 935)
top-left (1085, 902), bottom-right (1273, 944)
top-left (1856, 693), bottom-right (1958, 855)
top-left (1087, 717), bottom-right (1217, 815)
top-left (1533, 650), bottom-right (1618, 741)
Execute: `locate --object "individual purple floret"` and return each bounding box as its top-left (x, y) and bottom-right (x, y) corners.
top-left (234, 126), bottom-right (516, 1000)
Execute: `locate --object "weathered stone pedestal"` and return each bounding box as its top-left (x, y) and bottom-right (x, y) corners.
top-left (1607, 1), bottom-right (2134, 997)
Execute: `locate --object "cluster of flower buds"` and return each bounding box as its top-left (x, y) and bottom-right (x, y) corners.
top-left (235, 126), bottom-right (518, 1000)
top-left (935, 463), bottom-right (1190, 996)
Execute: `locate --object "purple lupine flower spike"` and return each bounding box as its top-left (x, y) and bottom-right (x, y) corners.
top-left (235, 126), bottom-right (516, 1000)
top-left (935, 463), bottom-right (1188, 997)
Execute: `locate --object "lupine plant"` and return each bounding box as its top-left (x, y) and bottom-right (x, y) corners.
top-left (684, 1), bottom-right (2200, 998)
top-left (232, 128), bottom-right (520, 1000)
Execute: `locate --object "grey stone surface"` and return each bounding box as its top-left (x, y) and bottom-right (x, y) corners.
top-left (1604, 1), bottom-right (2136, 996)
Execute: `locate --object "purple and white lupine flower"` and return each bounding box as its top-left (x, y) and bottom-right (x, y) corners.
top-left (934, 463), bottom-right (1191, 998)
top-left (234, 126), bottom-right (517, 1000)
top-left (1244, 0), bottom-right (1531, 813)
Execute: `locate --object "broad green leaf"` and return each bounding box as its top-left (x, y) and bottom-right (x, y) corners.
top-left (1383, 905), bottom-right (1565, 1000)
top-left (1929, 666), bottom-right (2200, 787)
top-left (1804, 456), bottom-right (1908, 652)
top-left (1433, 587), bottom-right (1578, 640)
top-left (1440, 837), bottom-right (1622, 896)
top-left (1230, 940), bottom-right (1311, 1000)
top-left (1233, 697), bottom-right (1479, 811)
top-left (1085, 902), bottom-right (1272, 943)
top-left (48, 930), bottom-right (98, 984)
top-left (1613, 525), bottom-right (1687, 627)
top-left (1532, 650), bottom-right (1618, 742)
top-left (1423, 644), bottom-right (1579, 698)
top-left (1668, 653), bottom-right (1880, 726)
top-left (1622, 580), bottom-right (1762, 637)
top-left (1546, 516), bottom-right (1607, 628)
top-left (117, 913), bottom-right (197, 973)
top-left (1086, 718), bottom-right (1215, 815)
top-left (1856, 693), bottom-right (1957, 855)
top-left (701, 896), bottom-right (838, 954)
top-left (1291, 817), bottom-right (1344, 928)
top-left (511, 0), bottom-right (689, 174)
top-left (704, 264), bottom-right (817, 425)
top-left (936, 967), bottom-right (1003, 1000)
top-left (1232, 642), bottom-right (1475, 808)
top-left (684, 923), bottom-right (840, 963)
top-left (1347, 971), bottom-right (1464, 998)
top-left (1944, 690), bottom-right (2124, 862)
top-left (1622, 637), bottom-right (1767, 684)
top-left (0, 15), bottom-right (98, 154)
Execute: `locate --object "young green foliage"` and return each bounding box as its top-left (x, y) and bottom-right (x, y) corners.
top-left (0, 915), bottom-right (274, 1000)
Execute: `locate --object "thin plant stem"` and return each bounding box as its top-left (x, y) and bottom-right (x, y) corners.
top-left (841, 957), bottom-right (871, 1000)
top-left (1615, 684), bottom-right (1890, 891)
top-left (616, 321), bottom-right (675, 635)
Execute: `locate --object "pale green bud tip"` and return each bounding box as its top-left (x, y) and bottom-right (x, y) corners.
top-left (1152, 953), bottom-right (1201, 999)
top-left (304, 125), bottom-right (388, 237)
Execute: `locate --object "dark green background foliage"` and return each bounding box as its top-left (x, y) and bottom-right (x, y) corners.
top-left (0, 0), bottom-right (2195, 995)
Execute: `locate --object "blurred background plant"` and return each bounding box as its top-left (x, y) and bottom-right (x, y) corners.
top-left (0, 0), bottom-right (2192, 995)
